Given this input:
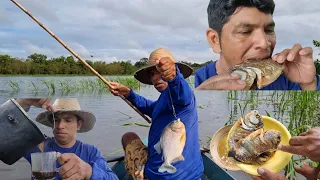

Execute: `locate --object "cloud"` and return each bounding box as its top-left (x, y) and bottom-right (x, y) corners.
top-left (0, 0), bottom-right (319, 63)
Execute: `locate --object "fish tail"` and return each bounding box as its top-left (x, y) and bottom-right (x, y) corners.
top-left (158, 162), bottom-right (177, 174)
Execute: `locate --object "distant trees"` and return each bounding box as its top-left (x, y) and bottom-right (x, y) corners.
top-left (0, 53), bottom-right (209, 75)
top-left (314, 40), bottom-right (320, 75)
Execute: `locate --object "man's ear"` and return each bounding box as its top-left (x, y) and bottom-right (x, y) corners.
top-left (77, 120), bottom-right (83, 131)
top-left (206, 28), bottom-right (221, 53)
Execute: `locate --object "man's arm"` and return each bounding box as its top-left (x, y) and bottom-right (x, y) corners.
top-left (125, 89), bottom-right (156, 117)
top-left (109, 82), bottom-right (156, 117)
top-left (167, 66), bottom-right (193, 106)
top-left (87, 147), bottom-right (119, 180)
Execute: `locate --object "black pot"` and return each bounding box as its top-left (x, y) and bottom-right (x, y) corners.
top-left (0, 99), bottom-right (45, 165)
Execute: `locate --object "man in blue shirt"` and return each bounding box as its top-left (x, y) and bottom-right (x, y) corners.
top-left (17, 98), bottom-right (119, 180)
top-left (110, 48), bottom-right (204, 179)
top-left (195, 0), bottom-right (319, 90)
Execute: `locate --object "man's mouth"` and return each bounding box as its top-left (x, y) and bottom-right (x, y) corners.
top-left (246, 53), bottom-right (271, 60)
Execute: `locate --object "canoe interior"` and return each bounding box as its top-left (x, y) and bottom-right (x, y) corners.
top-left (110, 153), bottom-right (235, 180)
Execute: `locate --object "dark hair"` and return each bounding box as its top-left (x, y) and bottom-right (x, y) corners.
top-left (207, 0), bottom-right (275, 35)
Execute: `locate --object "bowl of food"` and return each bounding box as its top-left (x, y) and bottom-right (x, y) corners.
top-left (226, 110), bottom-right (292, 176)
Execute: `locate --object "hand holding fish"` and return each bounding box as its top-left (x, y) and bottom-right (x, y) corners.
top-left (278, 127), bottom-right (320, 162)
top-left (251, 168), bottom-right (287, 180)
top-left (155, 57), bottom-right (176, 81)
top-left (109, 82), bottom-right (131, 97)
top-left (195, 73), bottom-right (247, 90)
top-left (58, 153), bottom-right (92, 180)
top-left (272, 44), bottom-right (317, 90)
top-left (294, 161), bottom-right (320, 180)
top-left (15, 98), bottom-right (56, 112)
top-left (252, 163), bottom-right (320, 180)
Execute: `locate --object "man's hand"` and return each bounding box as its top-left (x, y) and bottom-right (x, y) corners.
top-left (109, 82), bottom-right (131, 97)
top-left (196, 73), bottom-right (247, 90)
top-left (278, 127), bottom-right (320, 162)
top-left (15, 98), bottom-right (56, 112)
top-left (155, 57), bottom-right (176, 81)
top-left (251, 168), bottom-right (287, 180)
top-left (272, 44), bottom-right (317, 90)
top-left (295, 162), bottom-right (320, 180)
top-left (58, 153), bottom-right (92, 180)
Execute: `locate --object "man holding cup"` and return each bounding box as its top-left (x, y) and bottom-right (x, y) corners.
top-left (16, 98), bottom-right (119, 180)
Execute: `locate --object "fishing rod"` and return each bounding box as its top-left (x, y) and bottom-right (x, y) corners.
top-left (10, 0), bottom-right (151, 123)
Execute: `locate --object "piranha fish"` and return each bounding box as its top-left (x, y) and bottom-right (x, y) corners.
top-left (228, 110), bottom-right (264, 151)
top-left (229, 58), bottom-right (284, 90)
top-left (228, 128), bottom-right (281, 165)
top-left (154, 118), bottom-right (186, 174)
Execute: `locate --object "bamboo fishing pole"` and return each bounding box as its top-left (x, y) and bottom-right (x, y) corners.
top-left (11, 0), bottom-right (151, 123)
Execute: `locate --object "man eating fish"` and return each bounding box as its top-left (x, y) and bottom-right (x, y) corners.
top-left (194, 0), bottom-right (319, 90)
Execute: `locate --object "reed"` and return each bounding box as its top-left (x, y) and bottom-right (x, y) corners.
top-left (5, 77), bottom-right (141, 95)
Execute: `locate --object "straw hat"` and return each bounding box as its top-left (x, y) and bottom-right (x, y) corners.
top-left (134, 48), bottom-right (193, 85)
top-left (36, 98), bottom-right (96, 133)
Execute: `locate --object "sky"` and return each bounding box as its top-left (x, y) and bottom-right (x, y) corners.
top-left (0, 0), bottom-right (319, 64)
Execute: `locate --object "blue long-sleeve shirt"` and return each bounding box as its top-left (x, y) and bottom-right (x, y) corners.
top-left (24, 137), bottom-right (119, 180)
top-left (194, 61), bottom-right (320, 90)
top-left (126, 67), bottom-right (204, 180)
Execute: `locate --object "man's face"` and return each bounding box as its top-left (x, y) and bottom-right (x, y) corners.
top-left (218, 7), bottom-right (276, 68)
top-left (149, 68), bottom-right (168, 92)
top-left (51, 112), bottom-right (82, 145)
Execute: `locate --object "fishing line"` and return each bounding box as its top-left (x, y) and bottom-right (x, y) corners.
top-left (168, 89), bottom-right (178, 120)
top-left (51, 111), bottom-right (55, 131)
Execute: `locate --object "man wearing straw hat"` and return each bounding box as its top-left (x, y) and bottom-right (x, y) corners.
top-left (110, 48), bottom-right (204, 179)
top-left (20, 98), bottom-right (119, 180)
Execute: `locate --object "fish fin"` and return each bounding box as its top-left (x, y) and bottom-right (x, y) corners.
top-left (158, 162), bottom-right (177, 174)
top-left (172, 155), bottom-right (185, 163)
top-left (180, 133), bottom-right (186, 145)
top-left (154, 141), bottom-right (162, 154)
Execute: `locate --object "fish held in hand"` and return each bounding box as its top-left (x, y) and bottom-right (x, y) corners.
top-left (228, 128), bottom-right (281, 165)
top-left (229, 58), bottom-right (284, 90)
top-left (154, 118), bottom-right (186, 174)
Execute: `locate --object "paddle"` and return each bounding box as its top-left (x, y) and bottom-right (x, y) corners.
top-left (10, 0), bottom-right (151, 124)
top-left (105, 147), bottom-right (210, 163)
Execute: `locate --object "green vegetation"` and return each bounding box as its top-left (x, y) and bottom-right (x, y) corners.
top-left (226, 90), bottom-right (320, 180)
top-left (6, 77), bottom-right (142, 95)
top-left (0, 53), bottom-right (211, 75)
top-left (314, 40), bottom-right (320, 75)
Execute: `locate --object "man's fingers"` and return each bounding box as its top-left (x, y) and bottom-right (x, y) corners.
top-left (109, 82), bottom-right (119, 87)
top-left (273, 49), bottom-right (290, 63)
top-left (295, 162), bottom-right (320, 180)
top-left (58, 154), bottom-right (72, 165)
top-left (251, 175), bottom-right (264, 180)
top-left (61, 164), bottom-right (78, 179)
top-left (289, 136), bottom-right (307, 146)
top-left (278, 144), bottom-right (306, 155)
top-left (46, 105), bottom-right (57, 112)
top-left (287, 44), bottom-right (302, 61)
top-left (257, 168), bottom-right (286, 180)
top-left (299, 47), bottom-right (313, 56)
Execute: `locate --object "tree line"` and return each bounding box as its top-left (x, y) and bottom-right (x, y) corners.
top-left (0, 53), bottom-right (211, 75)
top-left (1, 40), bottom-right (319, 75)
